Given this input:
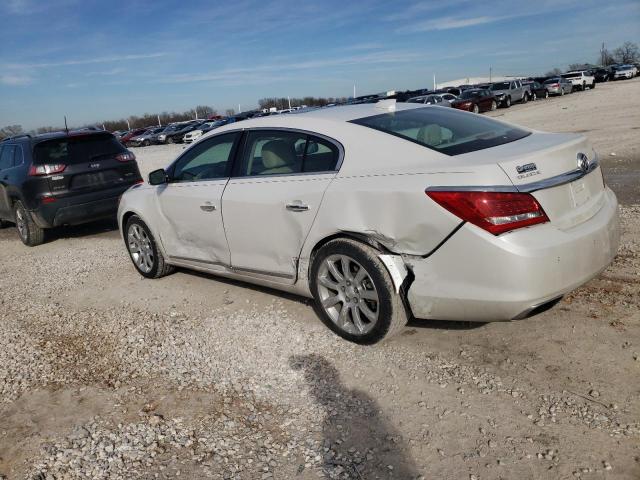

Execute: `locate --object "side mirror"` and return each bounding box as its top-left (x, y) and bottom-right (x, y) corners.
top-left (148, 168), bottom-right (168, 186)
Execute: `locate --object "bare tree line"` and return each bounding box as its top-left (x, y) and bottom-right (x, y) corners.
top-left (545, 41), bottom-right (639, 76)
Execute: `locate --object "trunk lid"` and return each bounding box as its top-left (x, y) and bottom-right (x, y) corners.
top-left (493, 132), bottom-right (605, 230)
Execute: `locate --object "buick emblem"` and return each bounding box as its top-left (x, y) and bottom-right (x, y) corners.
top-left (89, 163), bottom-right (101, 169)
top-left (577, 153), bottom-right (590, 173)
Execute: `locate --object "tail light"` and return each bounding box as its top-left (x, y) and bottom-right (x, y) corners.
top-left (116, 151), bottom-right (136, 162)
top-left (551, 83), bottom-right (559, 88)
top-left (426, 190), bottom-right (549, 235)
top-left (29, 164), bottom-right (66, 176)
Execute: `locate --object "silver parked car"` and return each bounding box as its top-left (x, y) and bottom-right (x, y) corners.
top-left (543, 77), bottom-right (573, 96)
top-left (118, 102), bottom-right (619, 344)
top-left (407, 94), bottom-right (452, 107)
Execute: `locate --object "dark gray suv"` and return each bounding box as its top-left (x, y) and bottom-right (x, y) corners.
top-left (0, 130), bottom-right (142, 246)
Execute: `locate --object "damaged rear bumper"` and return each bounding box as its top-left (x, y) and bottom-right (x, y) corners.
top-left (400, 189), bottom-right (619, 321)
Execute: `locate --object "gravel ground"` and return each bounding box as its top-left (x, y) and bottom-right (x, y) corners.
top-left (1, 79), bottom-right (639, 479)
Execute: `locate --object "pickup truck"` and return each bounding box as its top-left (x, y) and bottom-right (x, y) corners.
top-left (488, 79), bottom-right (527, 108)
top-left (560, 71), bottom-right (595, 91)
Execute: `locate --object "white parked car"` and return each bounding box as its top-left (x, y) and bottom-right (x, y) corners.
top-left (118, 102), bottom-right (619, 344)
top-left (613, 65), bottom-right (637, 79)
top-left (560, 71), bottom-right (596, 91)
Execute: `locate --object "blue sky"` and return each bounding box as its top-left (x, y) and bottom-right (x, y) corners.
top-left (1, 0), bottom-right (638, 130)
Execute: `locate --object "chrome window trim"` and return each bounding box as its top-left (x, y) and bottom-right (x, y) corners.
top-left (425, 161), bottom-right (599, 194)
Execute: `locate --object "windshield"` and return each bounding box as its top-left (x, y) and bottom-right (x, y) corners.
top-left (350, 106), bottom-right (530, 156)
top-left (34, 133), bottom-right (125, 165)
top-left (490, 82), bottom-right (510, 90)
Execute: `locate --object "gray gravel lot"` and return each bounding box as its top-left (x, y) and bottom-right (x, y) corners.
top-left (0, 79), bottom-right (639, 479)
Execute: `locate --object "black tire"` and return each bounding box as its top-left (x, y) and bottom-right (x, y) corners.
top-left (472, 104), bottom-right (479, 114)
top-left (167, 137), bottom-right (174, 144)
top-left (143, 139), bottom-right (151, 147)
top-left (560, 88), bottom-right (565, 96)
top-left (504, 97), bottom-right (511, 108)
top-left (14, 200), bottom-right (45, 246)
top-left (490, 100), bottom-right (497, 111)
top-left (0, 219), bottom-right (10, 229)
top-left (522, 93), bottom-right (528, 103)
top-left (544, 90), bottom-right (549, 99)
top-left (310, 238), bottom-right (408, 345)
top-left (124, 215), bottom-right (174, 279)
top-left (591, 81), bottom-right (595, 89)
top-left (532, 92), bottom-right (537, 101)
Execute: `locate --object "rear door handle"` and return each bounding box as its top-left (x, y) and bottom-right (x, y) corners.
top-left (200, 203), bottom-right (217, 212)
top-left (286, 202), bottom-right (309, 212)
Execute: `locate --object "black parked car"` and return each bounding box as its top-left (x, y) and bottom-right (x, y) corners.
top-left (0, 130), bottom-right (142, 246)
top-left (522, 81), bottom-right (549, 100)
top-left (593, 68), bottom-right (611, 83)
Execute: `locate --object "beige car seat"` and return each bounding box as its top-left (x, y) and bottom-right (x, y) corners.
top-left (260, 140), bottom-right (298, 174)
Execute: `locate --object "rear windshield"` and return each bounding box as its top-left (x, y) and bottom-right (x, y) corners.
top-left (561, 73), bottom-right (579, 78)
top-left (350, 107), bottom-right (530, 156)
top-left (33, 133), bottom-right (125, 165)
top-left (490, 82), bottom-right (510, 90)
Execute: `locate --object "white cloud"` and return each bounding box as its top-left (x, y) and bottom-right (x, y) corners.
top-left (6, 53), bottom-right (166, 70)
top-left (399, 15), bottom-right (509, 33)
top-left (0, 74), bottom-right (33, 86)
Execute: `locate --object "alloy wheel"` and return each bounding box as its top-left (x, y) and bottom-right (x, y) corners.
top-left (15, 209), bottom-right (28, 240)
top-left (316, 254), bottom-right (379, 335)
top-left (127, 224), bottom-right (155, 273)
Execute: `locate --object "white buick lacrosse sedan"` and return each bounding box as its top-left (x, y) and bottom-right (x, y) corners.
top-left (118, 101), bottom-right (619, 344)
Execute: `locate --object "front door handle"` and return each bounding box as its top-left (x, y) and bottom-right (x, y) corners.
top-left (286, 202), bottom-right (309, 212)
top-left (200, 203), bottom-right (217, 212)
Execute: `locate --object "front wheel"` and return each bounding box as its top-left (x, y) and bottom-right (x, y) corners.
top-left (522, 93), bottom-right (528, 103)
top-left (143, 139), bottom-right (151, 147)
top-left (591, 81), bottom-right (595, 89)
top-left (14, 201), bottom-right (45, 246)
top-left (532, 92), bottom-right (537, 101)
top-left (472, 104), bottom-right (479, 114)
top-left (125, 216), bottom-right (175, 279)
top-left (560, 88), bottom-right (565, 96)
top-left (504, 97), bottom-right (511, 108)
top-left (310, 239), bottom-right (408, 344)
top-left (490, 100), bottom-right (497, 111)
top-left (167, 137), bottom-right (174, 144)
top-left (544, 90), bottom-right (549, 99)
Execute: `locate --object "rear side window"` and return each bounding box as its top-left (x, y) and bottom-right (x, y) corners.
top-left (0, 145), bottom-right (16, 170)
top-left (33, 133), bottom-right (125, 165)
top-left (351, 107), bottom-right (530, 156)
top-left (236, 130), bottom-right (340, 177)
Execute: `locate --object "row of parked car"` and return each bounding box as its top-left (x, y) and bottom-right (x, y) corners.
top-left (111, 64), bottom-right (639, 149)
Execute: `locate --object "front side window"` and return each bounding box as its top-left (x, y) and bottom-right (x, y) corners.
top-left (171, 132), bottom-right (239, 182)
top-left (236, 130), bottom-right (339, 177)
top-left (351, 107), bottom-right (531, 156)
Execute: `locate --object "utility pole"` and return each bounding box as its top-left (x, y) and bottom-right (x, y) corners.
top-left (433, 74), bottom-right (436, 90)
top-left (353, 84), bottom-right (356, 98)
top-left (238, 104), bottom-right (241, 113)
top-left (126, 119), bottom-right (130, 130)
top-left (489, 66), bottom-right (492, 83)
top-left (157, 114), bottom-right (161, 126)
top-left (288, 96), bottom-right (291, 109)
top-left (601, 42), bottom-right (605, 66)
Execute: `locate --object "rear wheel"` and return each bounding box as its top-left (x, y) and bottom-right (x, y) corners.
top-left (504, 97), bottom-right (511, 108)
top-left (14, 201), bottom-right (45, 246)
top-left (310, 239), bottom-right (408, 344)
top-left (591, 81), bottom-right (595, 89)
top-left (560, 88), bottom-right (565, 96)
top-left (544, 90), bottom-right (549, 99)
top-left (472, 104), bottom-right (479, 114)
top-left (522, 93), bottom-right (528, 103)
top-left (167, 137), bottom-right (174, 144)
top-left (125, 216), bottom-right (174, 279)
top-left (532, 92), bottom-right (537, 101)
top-left (143, 139), bottom-right (151, 147)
